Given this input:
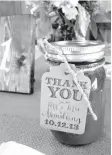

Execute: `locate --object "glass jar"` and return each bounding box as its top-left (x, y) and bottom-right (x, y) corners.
top-left (45, 40), bottom-right (106, 146)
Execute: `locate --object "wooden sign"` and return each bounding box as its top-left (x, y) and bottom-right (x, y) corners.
top-left (0, 14), bottom-right (36, 94)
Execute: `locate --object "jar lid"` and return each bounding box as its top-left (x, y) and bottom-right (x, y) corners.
top-left (46, 40), bottom-right (105, 62)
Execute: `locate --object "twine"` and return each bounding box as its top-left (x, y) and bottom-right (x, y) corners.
top-left (42, 39), bottom-right (100, 121)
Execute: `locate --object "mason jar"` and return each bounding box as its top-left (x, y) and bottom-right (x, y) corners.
top-left (44, 40), bottom-right (106, 146)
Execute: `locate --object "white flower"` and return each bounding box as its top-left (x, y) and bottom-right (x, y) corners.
top-left (62, 6), bottom-right (78, 20)
top-left (60, 0), bottom-right (79, 20)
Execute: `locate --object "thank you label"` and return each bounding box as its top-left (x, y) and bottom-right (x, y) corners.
top-left (40, 63), bottom-right (91, 134)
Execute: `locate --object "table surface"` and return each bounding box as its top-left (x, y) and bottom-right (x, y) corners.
top-left (0, 56), bottom-right (111, 155)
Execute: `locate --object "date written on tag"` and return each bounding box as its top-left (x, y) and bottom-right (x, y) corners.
top-left (40, 63), bottom-right (91, 134)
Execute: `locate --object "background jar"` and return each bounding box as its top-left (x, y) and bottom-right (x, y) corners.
top-left (45, 40), bottom-right (106, 146)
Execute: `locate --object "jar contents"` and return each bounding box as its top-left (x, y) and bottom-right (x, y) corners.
top-left (48, 59), bottom-right (106, 145)
top-left (41, 40), bottom-right (106, 146)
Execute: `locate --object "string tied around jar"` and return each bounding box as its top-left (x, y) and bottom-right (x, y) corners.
top-left (38, 39), bottom-right (107, 121)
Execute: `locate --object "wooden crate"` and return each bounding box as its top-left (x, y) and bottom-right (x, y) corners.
top-left (0, 2), bottom-right (36, 94)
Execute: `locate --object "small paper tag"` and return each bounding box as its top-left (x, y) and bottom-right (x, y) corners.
top-left (40, 63), bottom-right (91, 134)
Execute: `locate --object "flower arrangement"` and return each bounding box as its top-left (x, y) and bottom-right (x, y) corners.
top-left (26, 0), bottom-right (111, 42)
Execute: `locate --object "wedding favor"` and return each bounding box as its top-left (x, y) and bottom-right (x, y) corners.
top-left (41, 40), bottom-right (106, 145)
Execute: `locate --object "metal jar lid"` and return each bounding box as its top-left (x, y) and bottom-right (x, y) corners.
top-left (46, 40), bottom-right (105, 62)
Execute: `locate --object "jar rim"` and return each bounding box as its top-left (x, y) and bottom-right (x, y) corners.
top-left (46, 40), bottom-right (105, 62)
